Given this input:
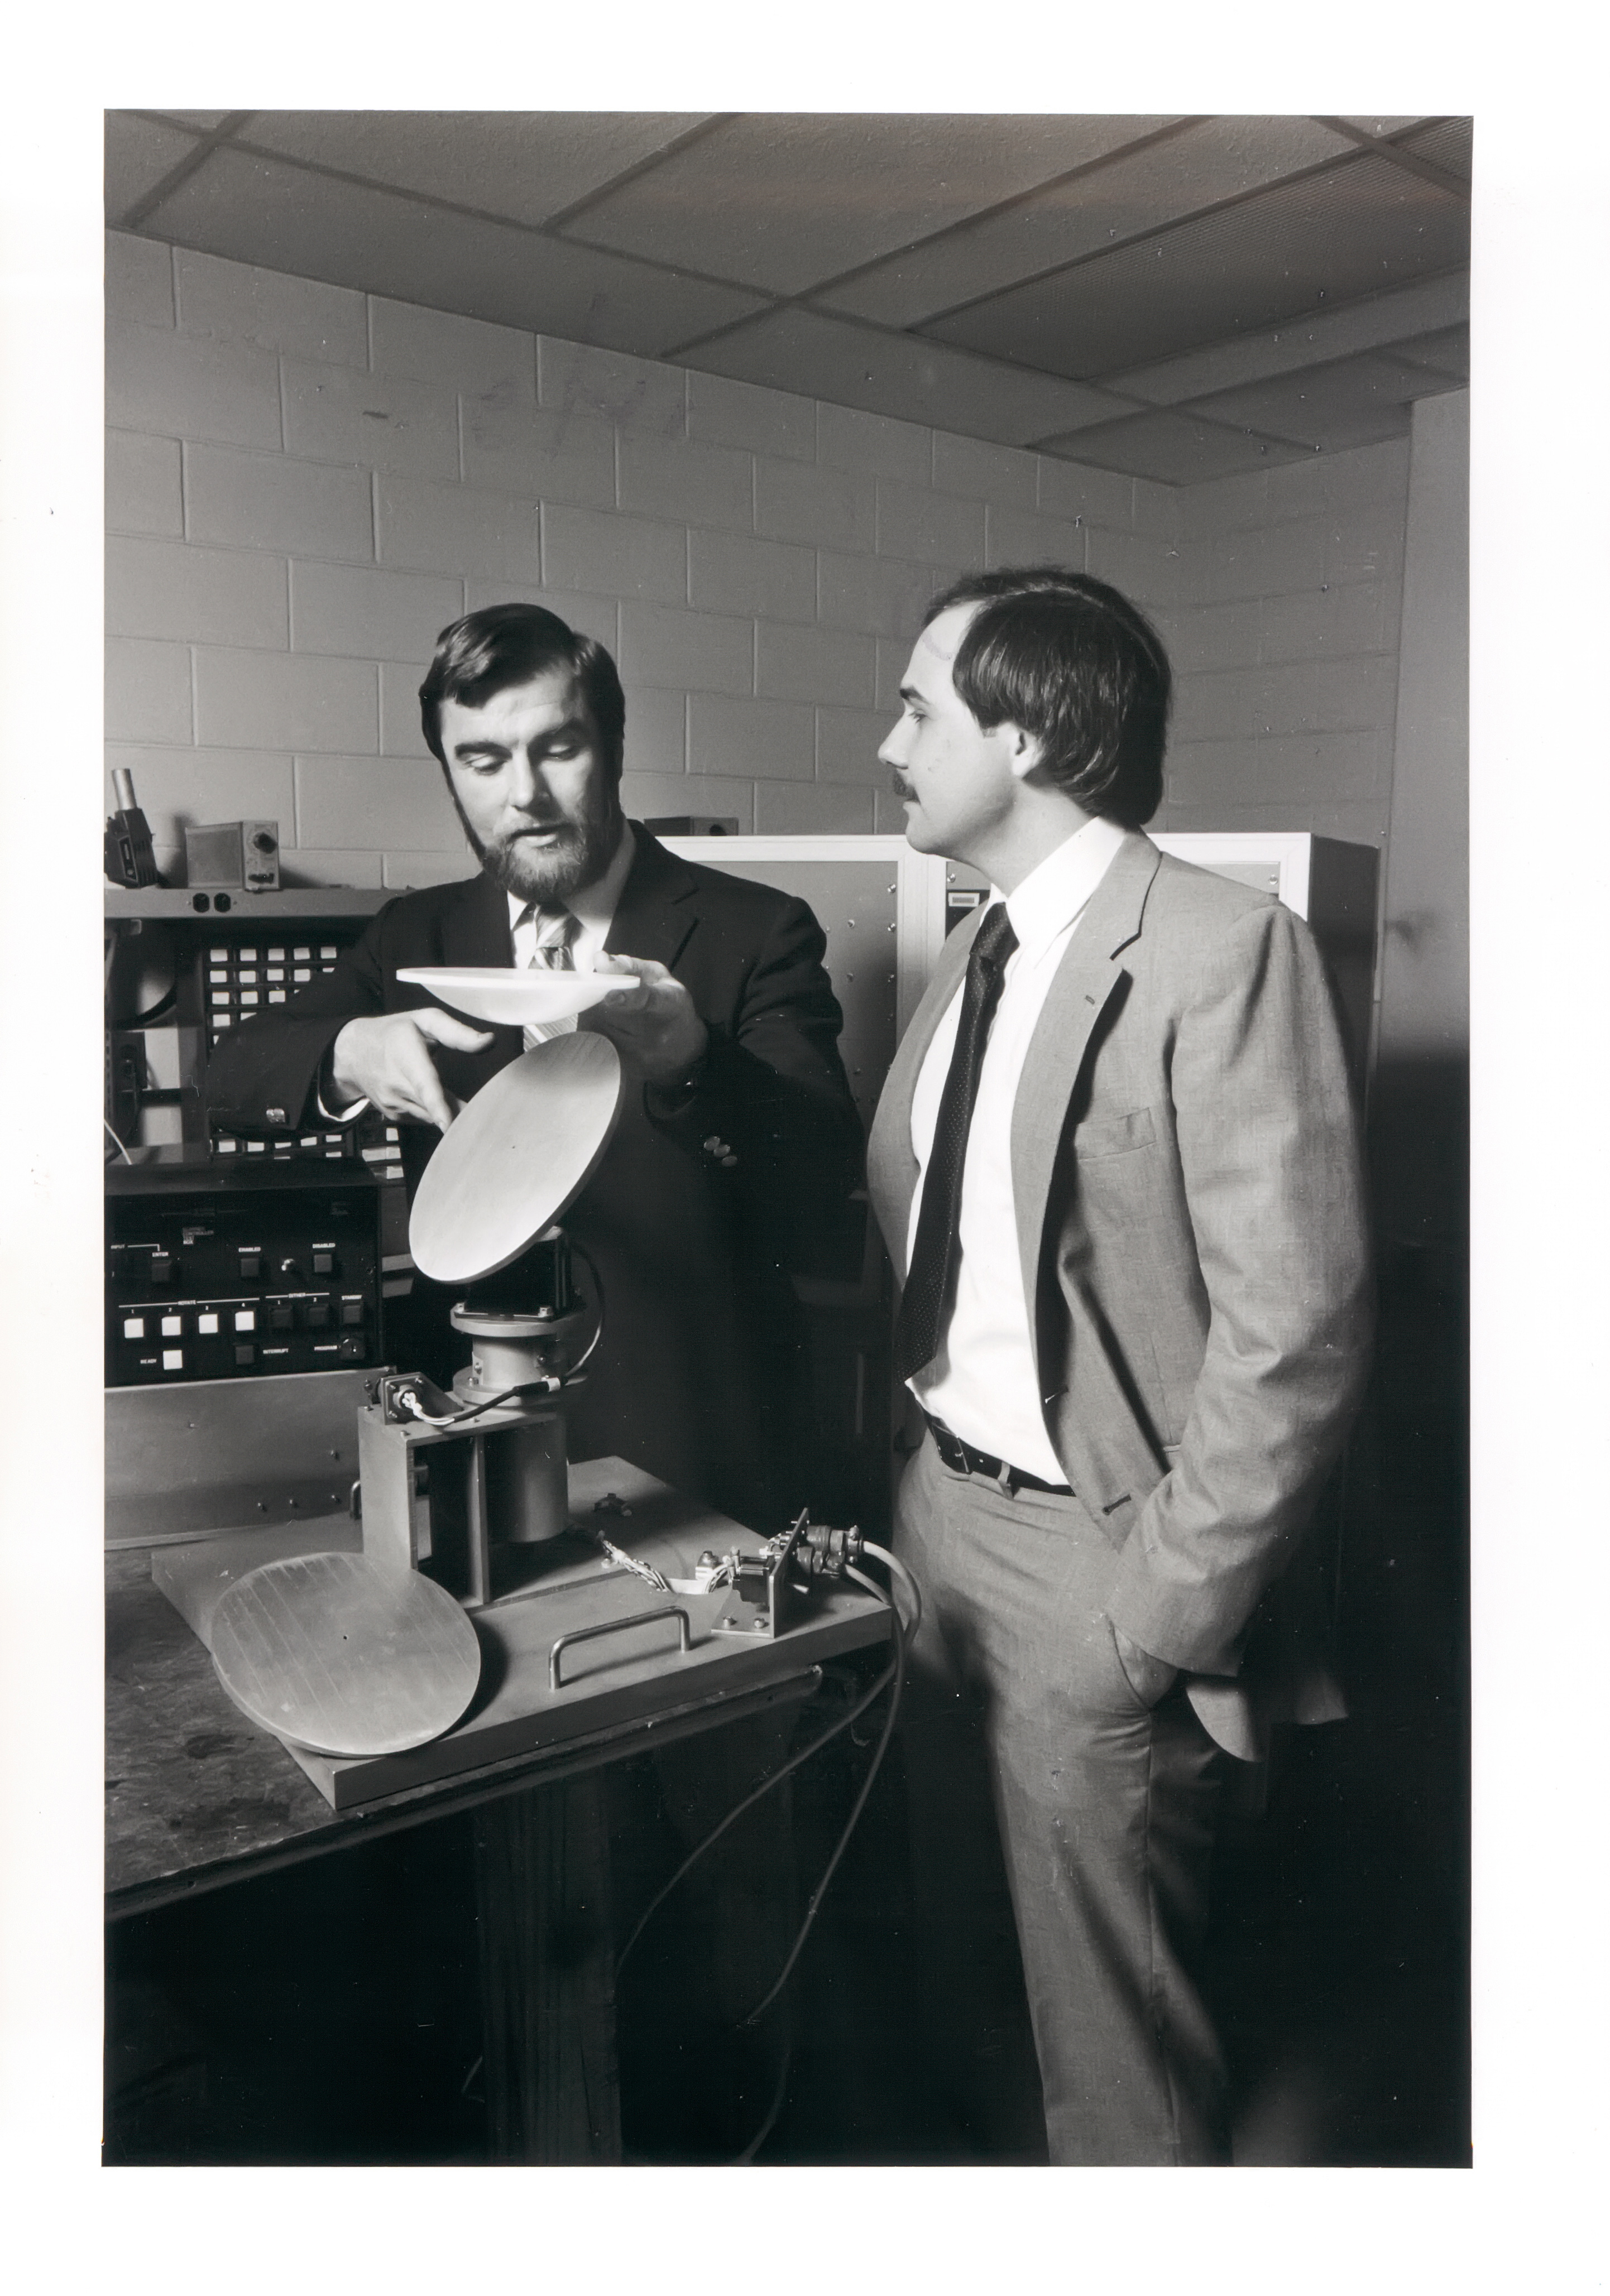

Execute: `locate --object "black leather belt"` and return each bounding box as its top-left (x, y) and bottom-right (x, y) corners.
top-left (924, 1413), bottom-right (1072, 1497)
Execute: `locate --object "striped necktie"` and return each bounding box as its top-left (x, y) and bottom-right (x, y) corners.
top-left (522, 904), bottom-right (581, 1050)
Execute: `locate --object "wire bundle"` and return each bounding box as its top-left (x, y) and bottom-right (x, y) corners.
top-left (615, 1538), bottom-right (921, 2163)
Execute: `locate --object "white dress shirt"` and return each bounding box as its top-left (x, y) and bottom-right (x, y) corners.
top-left (320, 822), bottom-right (637, 1118)
top-left (908, 815), bottom-right (1129, 1482)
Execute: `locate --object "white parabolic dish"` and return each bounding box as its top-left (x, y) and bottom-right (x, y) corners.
top-left (396, 966), bottom-right (622, 1027)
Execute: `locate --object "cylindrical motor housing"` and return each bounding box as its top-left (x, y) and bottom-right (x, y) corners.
top-left (448, 1248), bottom-right (591, 1547)
top-left (480, 1411), bottom-right (568, 1546)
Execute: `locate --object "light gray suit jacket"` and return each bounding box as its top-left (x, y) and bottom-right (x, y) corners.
top-left (868, 830), bottom-right (1373, 1757)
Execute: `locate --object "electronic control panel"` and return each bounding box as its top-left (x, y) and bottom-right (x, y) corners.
top-left (197, 926), bottom-right (403, 1186)
top-left (107, 1155), bottom-right (383, 1387)
top-left (200, 929), bottom-right (341, 1045)
top-left (104, 892), bottom-right (406, 1187)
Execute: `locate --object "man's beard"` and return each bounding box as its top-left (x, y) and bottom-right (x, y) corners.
top-left (454, 790), bottom-right (625, 906)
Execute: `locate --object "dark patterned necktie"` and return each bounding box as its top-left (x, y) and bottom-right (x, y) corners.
top-left (894, 902), bottom-right (1019, 1382)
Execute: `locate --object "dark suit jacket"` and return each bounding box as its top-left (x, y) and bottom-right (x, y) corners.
top-left (868, 831), bottom-right (1373, 1756)
top-left (207, 826), bottom-right (863, 1522)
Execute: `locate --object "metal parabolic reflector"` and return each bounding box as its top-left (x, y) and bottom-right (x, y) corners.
top-left (407, 1031), bottom-right (625, 1286)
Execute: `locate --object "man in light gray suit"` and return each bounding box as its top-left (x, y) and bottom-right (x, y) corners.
top-left (867, 568), bottom-right (1372, 2164)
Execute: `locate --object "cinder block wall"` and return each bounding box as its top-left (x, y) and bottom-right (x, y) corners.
top-left (105, 229), bottom-right (1410, 888)
top-left (1151, 440), bottom-right (1411, 854)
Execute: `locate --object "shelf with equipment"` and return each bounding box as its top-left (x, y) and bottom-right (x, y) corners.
top-left (105, 885), bottom-right (402, 1175)
top-left (106, 887), bottom-right (415, 1383)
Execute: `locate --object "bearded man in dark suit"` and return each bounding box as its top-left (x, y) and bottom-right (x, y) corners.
top-left (207, 601), bottom-right (862, 1528)
top-left (205, 602), bottom-right (865, 2158)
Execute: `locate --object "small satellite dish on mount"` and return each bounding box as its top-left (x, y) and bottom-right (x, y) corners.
top-left (407, 1031), bottom-right (625, 1286)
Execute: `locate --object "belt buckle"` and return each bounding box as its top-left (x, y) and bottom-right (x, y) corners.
top-left (995, 1459), bottom-right (1017, 1497)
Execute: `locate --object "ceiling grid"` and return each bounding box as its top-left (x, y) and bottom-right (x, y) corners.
top-left (106, 111), bottom-right (1471, 487)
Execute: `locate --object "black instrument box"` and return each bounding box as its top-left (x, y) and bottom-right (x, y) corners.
top-left (106, 1151), bottom-right (384, 1387)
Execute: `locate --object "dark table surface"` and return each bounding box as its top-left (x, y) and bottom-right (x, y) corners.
top-left (105, 1536), bottom-right (867, 1920)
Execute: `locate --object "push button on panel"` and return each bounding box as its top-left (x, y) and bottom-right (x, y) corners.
top-left (238, 1251), bottom-right (261, 1279)
top-left (305, 1300), bottom-right (331, 1329)
top-left (312, 1250), bottom-right (336, 1276)
top-left (340, 1300), bottom-right (363, 1328)
top-left (269, 1305), bottom-right (294, 1332)
top-left (150, 1252), bottom-right (175, 1284)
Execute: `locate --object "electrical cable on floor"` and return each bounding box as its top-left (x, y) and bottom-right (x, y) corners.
top-left (104, 1116), bottom-right (133, 1164)
top-left (616, 1543), bottom-right (917, 2001)
top-left (614, 1549), bottom-right (914, 2166)
top-left (730, 2036), bottom-right (794, 2166)
top-left (737, 1560), bottom-right (907, 2029)
top-left (616, 1634), bottom-right (894, 1988)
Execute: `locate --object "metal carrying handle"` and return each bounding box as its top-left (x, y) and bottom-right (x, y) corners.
top-left (548, 1603), bottom-right (692, 1690)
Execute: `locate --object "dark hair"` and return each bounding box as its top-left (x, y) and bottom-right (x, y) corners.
top-left (921, 567), bottom-right (1171, 827)
top-left (418, 603), bottom-right (626, 776)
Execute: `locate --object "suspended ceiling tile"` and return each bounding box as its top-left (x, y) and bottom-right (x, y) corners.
top-left (1105, 270), bottom-right (1469, 405)
top-left (928, 153), bottom-right (1472, 382)
top-left (1197, 391), bottom-right (1412, 458)
top-left (1391, 321), bottom-right (1469, 378)
top-left (1397, 117), bottom-right (1473, 180)
top-left (238, 112), bottom-right (715, 231)
top-left (684, 307), bottom-right (1129, 450)
top-left (1188, 350), bottom-right (1438, 451)
top-left (562, 114), bottom-right (1183, 300)
top-left (106, 113), bottom-right (202, 226)
top-left (820, 115), bottom-right (1354, 330)
top-left (1040, 408), bottom-right (1314, 486)
top-left (146, 111), bottom-right (237, 133)
top-left (139, 148), bottom-right (766, 358)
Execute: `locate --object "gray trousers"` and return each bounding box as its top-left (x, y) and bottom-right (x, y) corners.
top-left (895, 1433), bottom-right (1230, 2165)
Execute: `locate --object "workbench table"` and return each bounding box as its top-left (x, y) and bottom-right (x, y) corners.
top-left (105, 1458), bottom-right (889, 2161)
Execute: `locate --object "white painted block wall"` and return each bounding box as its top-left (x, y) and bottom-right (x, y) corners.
top-left (105, 230), bottom-right (1416, 890)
